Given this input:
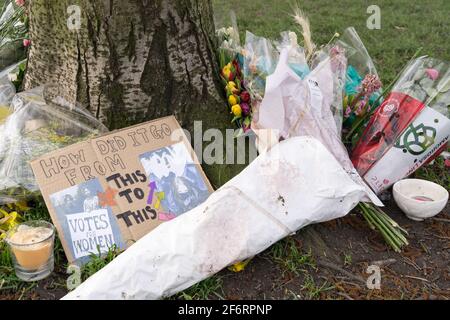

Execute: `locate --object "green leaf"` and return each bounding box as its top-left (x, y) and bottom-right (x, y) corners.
top-left (231, 115), bottom-right (241, 123)
top-left (235, 77), bottom-right (242, 90)
top-left (220, 76), bottom-right (228, 87)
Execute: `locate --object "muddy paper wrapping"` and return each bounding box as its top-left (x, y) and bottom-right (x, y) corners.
top-left (63, 136), bottom-right (365, 300)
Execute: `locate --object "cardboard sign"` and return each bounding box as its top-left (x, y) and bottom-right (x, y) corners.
top-left (30, 116), bottom-right (213, 265)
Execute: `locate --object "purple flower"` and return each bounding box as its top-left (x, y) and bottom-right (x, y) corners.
top-left (344, 106), bottom-right (352, 118)
top-left (240, 102), bottom-right (251, 116)
top-left (355, 99), bottom-right (368, 116)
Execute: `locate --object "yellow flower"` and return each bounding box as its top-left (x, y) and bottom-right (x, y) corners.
top-left (228, 95), bottom-right (238, 106)
top-left (222, 63), bottom-right (232, 79)
top-left (228, 258), bottom-right (252, 272)
top-left (0, 210), bottom-right (21, 234)
top-left (223, 68), bottom-right (231, 80)
top-left (225, 82), bottom-right (238, 94)
top-left (343, 95), bottom-right (349, 107)
top-left (231, 104), bottom-right (242, 117)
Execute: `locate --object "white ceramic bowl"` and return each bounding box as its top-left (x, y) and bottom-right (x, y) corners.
top-left (393, 179), bottom-right (449, 221)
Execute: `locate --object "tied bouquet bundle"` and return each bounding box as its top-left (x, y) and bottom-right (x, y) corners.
top-left (217, 23), bottom-right (253, 136)
top-left (216, 8), bottom-right (411, 252)
top-left (352, 56), bottom-right (450, 194)
top-left (337, 28), bottom-right (384, 145)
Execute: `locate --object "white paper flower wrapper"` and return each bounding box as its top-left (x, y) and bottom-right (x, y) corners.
top-left (63, 136), bottom-right (365, 300)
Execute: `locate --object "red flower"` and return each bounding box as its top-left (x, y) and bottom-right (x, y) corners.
top-left (232, 59), bottom-right (240, 74)
top-left (240, 91), bottom-right (250, 103)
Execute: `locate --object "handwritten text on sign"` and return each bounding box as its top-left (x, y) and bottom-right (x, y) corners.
top-left (67, 209), bottom-right (115, 259)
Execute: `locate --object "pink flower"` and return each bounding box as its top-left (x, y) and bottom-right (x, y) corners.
top-left (329, 45), bottom-right (346, 73)
top-left (361, 74), bottom-right (382, 96)
top-left (355, 99), bottom-right (368, 116)
top-left (344, 106), bottom-right (352, 118)
top-left (330, 45), bottom-right (345, 57)
top-left (425, 68), bottom-right (439, 80)
top-left (445, 159), bottom-right (450, 168)
top-left (15, 0), bottom-right (25, 7)
top-left (23, 39), bottom-right (31, 47)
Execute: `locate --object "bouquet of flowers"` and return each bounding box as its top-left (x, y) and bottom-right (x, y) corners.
top-left (351, 56), bottom-right (450, 194)
top-left (0, 86), bottom-right (108, 205)
top-left (217, 22), bottom-right (253, 136)
top-left (217, 8), bottom-right (410, 252)
top-left (337, 27), bottom-right (383, 144)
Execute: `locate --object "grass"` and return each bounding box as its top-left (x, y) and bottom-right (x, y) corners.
top-left (80, 245), bottom-right (123, 281)
top-left (343, 253), bottom-right (352, 266)
top-left (213, 0), bottom-right (450, 85)
top-left (177, 276), bottom-right (225, 300)
top-left (414, 157), bottom-right (450, 190)
top-left (301, 274), bottom-right (335, 299)
top-left (271, 237), bottom-right (316, 276)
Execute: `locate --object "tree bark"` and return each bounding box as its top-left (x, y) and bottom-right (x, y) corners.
top-left (24, 0), bottom-right (246, 187)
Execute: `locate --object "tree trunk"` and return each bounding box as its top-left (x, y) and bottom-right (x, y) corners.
top-left (24, 0), bottom-right (246, 187)
top-left (25, 0), bottom-right (220, 129)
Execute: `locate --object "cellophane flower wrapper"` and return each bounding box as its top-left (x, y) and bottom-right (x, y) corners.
top-left (337, 28), bottom-right (383, 135)
top-left (243, 31), bottom-right (279, 101)
top-left (0, 86), bottom-right (108, 204)
top-left (310, 43), bottom-right (348, 135)
top-left (275, 31), bottom-right (310, 79)
top-left (0, 61), bottom-right (21, 123)
top-left (216, 12), bottom-right (241, 68)
top-left (0, 62), bottom-right (22, 185)
top-left (351, 56), bottom-right (450, 193)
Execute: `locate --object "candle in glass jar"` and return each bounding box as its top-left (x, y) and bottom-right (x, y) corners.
top-left (8, 224), bottom-right (53, 270)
